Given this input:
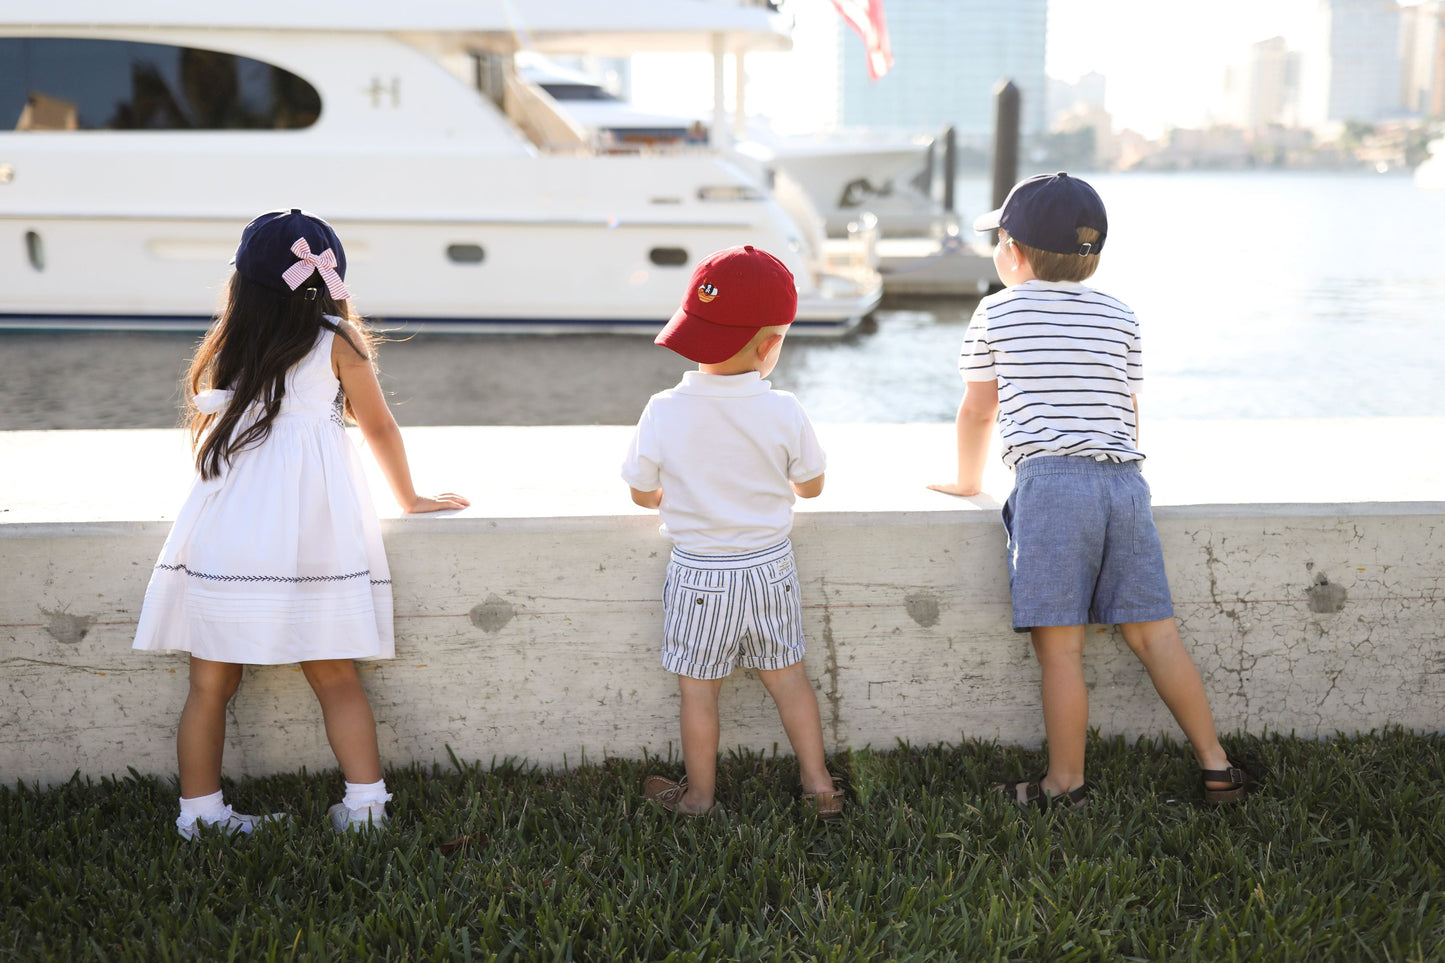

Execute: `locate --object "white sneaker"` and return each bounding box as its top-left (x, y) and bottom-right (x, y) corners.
top-left (176, 804), bottom-right (286, 842)
top-left (329, 801), bottom-right (388, 833)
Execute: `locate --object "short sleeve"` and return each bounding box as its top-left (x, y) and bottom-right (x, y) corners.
top-left (787, 401), bottom-right (827, 483)
top-left (620, 402), bottom-right (662, 491)
top-left (959, 301), bottom-right (996, 383)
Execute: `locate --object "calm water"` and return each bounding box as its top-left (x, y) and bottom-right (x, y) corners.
top-left (2, 171), bottom-right (1443, 429)
top-left (779, 170), bottom-right (1445, 422)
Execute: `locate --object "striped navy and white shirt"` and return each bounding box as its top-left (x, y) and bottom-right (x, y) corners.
top-left (960, 279), bottom-right (1144, 468)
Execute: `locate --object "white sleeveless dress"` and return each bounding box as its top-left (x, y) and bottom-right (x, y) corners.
top-left (133, 326), bottom-right (394, 664)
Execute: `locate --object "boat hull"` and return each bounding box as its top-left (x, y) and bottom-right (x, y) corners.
top-left (3, 212), bottom-right (876, 334)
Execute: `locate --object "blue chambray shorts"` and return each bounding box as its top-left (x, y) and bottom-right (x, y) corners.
top-left (661, 540), bottom-right (806, 680)
top-left (1002, 456), bottom-right (1174, 633)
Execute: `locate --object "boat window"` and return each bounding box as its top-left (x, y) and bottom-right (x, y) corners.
top-left (539, 83), bottom-right (621, 103)
top-left (649, 247), bottom-right (689, 267)
top-left (0, 38), bottom-right (321, 131)
top-left (446, 244), bottom-right (485, 264)
top-left (25, 231), bottom-right (44, 271)
top-left (470, 53), bottom-right (507, 109)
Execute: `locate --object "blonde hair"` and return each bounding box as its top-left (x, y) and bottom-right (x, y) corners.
top-left (1013, 226), bottom-right (1102, 283)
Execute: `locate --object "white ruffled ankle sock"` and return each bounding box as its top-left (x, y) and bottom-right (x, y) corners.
top-left (341, 779), bottom-right (390, 811)
top-left (179, 790), bottom-right (227, 822)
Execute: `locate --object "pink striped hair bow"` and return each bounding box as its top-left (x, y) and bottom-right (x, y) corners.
top-left (281, 237), bottom-right (350, 300)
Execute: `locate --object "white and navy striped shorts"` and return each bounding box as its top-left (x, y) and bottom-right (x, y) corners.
top-left (661, 540), bottom-right (806, 681)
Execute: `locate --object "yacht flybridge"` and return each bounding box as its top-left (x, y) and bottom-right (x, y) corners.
top-left (0, 1), bottom-right (881, 334)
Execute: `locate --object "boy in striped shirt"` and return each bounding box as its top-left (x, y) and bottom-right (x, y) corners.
top-left (930, 172), bottom-right (1254, 808)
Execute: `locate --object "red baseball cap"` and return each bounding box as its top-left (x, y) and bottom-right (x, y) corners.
top-left (655, 245), bottom-right (798, 364)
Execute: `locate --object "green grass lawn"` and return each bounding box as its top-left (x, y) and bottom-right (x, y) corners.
top-left (3, 730), bottom-right (1442, 962)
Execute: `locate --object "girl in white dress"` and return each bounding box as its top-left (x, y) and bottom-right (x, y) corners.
top-left (133, 209), bottom-right (468, 840)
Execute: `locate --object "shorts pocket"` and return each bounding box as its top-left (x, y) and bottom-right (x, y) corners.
top-left (672, 565), bottom-right (726, 592)
top-left (1131, 495), bottom-right (1164, 556)
top-left (665, 579), bottom-right (725, 616)
top-left (767, 570), bottom-right (802, 621)
top-left (665, 568), bottom-right (728, 613)
top-left (663, 578), bottom-right (733, 663)
top-left (756, 568), bottom-right (804, 654)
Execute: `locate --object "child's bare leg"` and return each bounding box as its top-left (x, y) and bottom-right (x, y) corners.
top-left (756, 662), bottom-right (835, 794)
top-left (300, 659), bottom-right (383, 784)
top-left (1030, 626), bottom-right (1088, 795)
top-left (177, 656), bottom-right (243, 798)
top-left (1119, 618), bottom-right (1233, 783)
top-left (677, 675), bottom-right (725, 813)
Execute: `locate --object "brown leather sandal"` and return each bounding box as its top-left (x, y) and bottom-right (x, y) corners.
top-left (800, 787), bottom-right (846, 821)
top-left (996, 778), bottom-right (1089, 811)
top-left (1201, 763), bottom-right (1257, 804)
top-left (642, 775), bottom-right (719, 817)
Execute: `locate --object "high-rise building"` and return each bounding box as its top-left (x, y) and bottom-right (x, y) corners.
top-left (1299, 0), bottom-right (1404, 126)
top-left (1400, 0), bottom-right (1445, 117)
top-left (1221, 37), bottom-right (1301, 130)
top-left (1047, 70), bottom-right (1106, 129)
top-left (836, 0), bottom-right (1048, 146)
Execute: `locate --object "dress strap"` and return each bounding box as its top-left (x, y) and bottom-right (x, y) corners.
top-left (305, 324), bottom-right (339, 373)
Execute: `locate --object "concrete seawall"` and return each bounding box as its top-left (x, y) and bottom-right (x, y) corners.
top-left (3, 421), bottom-right (1442, 787)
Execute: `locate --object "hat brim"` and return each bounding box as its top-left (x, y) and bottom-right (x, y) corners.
top-left (973, 208), bottom-right (1002, 233)
top-left (654, 307), bottom-right (760, 365)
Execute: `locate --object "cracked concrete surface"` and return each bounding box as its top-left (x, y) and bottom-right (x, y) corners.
top-left (3, 506), bottom-right (1441, 787)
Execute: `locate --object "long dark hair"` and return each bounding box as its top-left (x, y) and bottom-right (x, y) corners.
top-left (185, 271), bottom-right (376, 480)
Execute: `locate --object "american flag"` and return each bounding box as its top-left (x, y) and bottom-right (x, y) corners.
top-left (830, 0), bottom-right (893, 81)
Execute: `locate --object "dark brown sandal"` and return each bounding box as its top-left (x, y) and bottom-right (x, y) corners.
top-left (996, 778), bottom-right (1088, 811)
top-left (1201, 763), bottom-right (1257, 804)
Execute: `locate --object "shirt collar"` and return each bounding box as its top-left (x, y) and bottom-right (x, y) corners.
top-left (1018, 279), bottom-right (1089, 294)
top-left (674, 370), bottom-right (771, 397)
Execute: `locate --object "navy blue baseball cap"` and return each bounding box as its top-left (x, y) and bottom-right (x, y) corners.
top-left (973, 172), bottom-right (1107, 256)
top-left (232, 208), bottom-right (350, 299)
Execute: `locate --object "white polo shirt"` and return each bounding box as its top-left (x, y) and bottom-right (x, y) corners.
top-left (621, 370), bottom-right (826, 555)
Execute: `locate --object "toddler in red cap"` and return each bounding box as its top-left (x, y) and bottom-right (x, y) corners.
top-left (621, 245), bottom-right (842, 820)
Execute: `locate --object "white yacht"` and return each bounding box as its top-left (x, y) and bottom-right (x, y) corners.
top-left (1414, 137), bottom-right (1445, 190)
top-left (0, 1), bottom-right (881, 334)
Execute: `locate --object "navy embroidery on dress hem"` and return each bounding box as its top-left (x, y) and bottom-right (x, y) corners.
top-left (156, 563), bottom-right (390, 586)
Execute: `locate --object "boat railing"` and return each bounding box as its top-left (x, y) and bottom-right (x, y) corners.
top-left (590, 140), bottom-right (719, 158)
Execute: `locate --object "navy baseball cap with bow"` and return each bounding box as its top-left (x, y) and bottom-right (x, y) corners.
top-left (973, 172), bottom-right (1107, 257)
top-left (232, 208), bottom-right (350, 300)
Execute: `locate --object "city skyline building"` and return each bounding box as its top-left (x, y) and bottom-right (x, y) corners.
top-left (1400, 0), bottom-right (1445, 116)
top-left (836, 0), bottom-right (1048, 146)
top-left (1221, 36), bottom-right (1302, 130)
top-left (1046, 70), bottom-right (1106, 128)
top-left (1299, 0), bottom-right (1405, 126)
